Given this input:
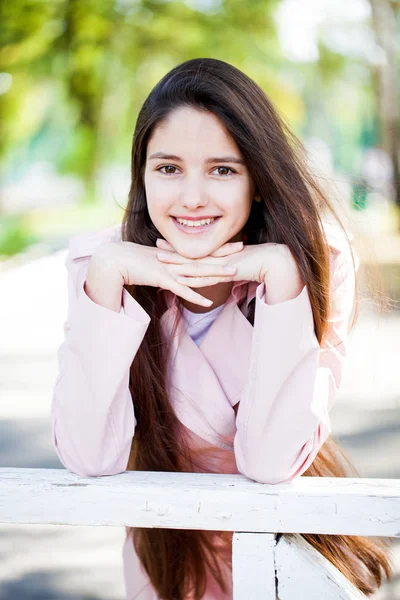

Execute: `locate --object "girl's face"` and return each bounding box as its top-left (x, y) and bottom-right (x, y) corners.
top-left (144, 106), bottom-right (255, 259)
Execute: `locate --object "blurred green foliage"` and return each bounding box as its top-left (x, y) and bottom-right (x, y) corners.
top-left (0, 214), bottom-right (39, 256)
top-left (1, 0), bottom-right (375, 188)
top-left (0, 0), bottom-right (286, 183)
top-left (1, 0), bottom-right (398, 256)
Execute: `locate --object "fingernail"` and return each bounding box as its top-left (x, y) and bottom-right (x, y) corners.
top-left (157, 252), bottom-right (168, 259)
top-left (224, 266), bottom-right (237, 273)
top-left (233, 241), bottom-right (243, 246)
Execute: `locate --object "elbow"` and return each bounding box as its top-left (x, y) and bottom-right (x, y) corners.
top-left (55, 444), bottom-right (129, 477)
top-left (234, 436), bottom-right (290, 484)
top-left (234, 443), bottom-right (289, 484)
top-left (234, 430), bottom-right (328, 485)
top-left (237, 460), bottom-right (298, 485)
top-left (53, 425), bottom-right (131, 478)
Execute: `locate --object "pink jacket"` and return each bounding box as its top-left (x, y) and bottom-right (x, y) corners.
top-left (51, 221), bottom-right (358, 599)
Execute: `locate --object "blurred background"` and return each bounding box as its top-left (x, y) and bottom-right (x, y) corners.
top-left (0, 0), bottom-right (399, 598)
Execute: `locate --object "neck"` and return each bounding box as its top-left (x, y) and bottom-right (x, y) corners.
top-left (179, 280), bottom-right (233, 313)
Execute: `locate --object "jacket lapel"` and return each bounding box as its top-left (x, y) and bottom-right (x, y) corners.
top-left (199, 284), bottom-right (256, 408)
top-left (159, 281), bottom-right (258, 450)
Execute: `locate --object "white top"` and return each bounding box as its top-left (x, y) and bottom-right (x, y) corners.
top-left (181, 302), bottom-right (226, 346)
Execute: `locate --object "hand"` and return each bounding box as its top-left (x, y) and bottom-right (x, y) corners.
top-left (156, 239), bottom-right (305, 304)
top-left (156, 238), bottom-right (286, 284)
top-left (90, 240), bottom-right (244, 309)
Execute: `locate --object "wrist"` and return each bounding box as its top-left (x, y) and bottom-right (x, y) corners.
top-left (263, 255), bottom-right (304, 305)
top-left (86, 253), bottom-right (125, 313)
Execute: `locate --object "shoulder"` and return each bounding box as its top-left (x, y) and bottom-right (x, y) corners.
top-left (322, 219), bottom-right (353, 254)
top-left (322, 219), bottom-right (360, 271)
top-left (67, 223), bottom-right (123, 262)
top-left (321, 220), bottom-right (360, 305)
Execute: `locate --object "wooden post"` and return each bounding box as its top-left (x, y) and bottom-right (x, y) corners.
top-left (232, 532), bottom-right (277, 599)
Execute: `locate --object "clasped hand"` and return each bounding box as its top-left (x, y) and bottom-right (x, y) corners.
top-left (156, 238), bottom-right (305, 305)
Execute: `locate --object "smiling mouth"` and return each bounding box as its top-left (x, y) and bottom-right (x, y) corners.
top-left (174, 216), bottom-right (219, 226)
top-left (171, 216), bottom-right (221, 233)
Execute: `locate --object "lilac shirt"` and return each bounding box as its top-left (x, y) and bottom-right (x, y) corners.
top-left (182, 302), bottom-right (226, 346)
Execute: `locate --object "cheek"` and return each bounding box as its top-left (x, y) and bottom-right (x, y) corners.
top-left (223, 185), bottom-right (252, 222)
top-left (145, 178), bottom-right (175, 221)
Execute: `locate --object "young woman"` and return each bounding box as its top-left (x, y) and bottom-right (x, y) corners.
top-left (51, 58), bottom-right (393, 600)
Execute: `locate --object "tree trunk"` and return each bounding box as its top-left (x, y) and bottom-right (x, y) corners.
top-left (369, 0), bottom-right (400, 212)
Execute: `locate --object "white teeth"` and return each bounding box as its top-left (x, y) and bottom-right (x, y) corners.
top-left (176, 217), bottom-right (216, 227)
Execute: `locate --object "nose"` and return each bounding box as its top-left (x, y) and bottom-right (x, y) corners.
top-left (179, 174), bottom-right (208, 211)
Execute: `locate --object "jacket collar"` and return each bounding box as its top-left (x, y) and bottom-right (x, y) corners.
top-left (158, 279), bottom-right (258, 451)
top-left (158, 279), bottom-right (259, 316)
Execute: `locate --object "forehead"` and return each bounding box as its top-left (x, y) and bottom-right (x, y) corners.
top-left (147, 106), bottom-right (240, 154)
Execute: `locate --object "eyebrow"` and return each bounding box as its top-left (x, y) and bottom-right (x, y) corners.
top-left (148, 152), bottom-right (245, 165)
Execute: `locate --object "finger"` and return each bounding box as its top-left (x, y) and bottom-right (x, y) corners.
top-left (178, 263), bottom-right (237, 277)
top-left (157, 251), bottom-right (192, 265)
top-left (168, 282), bottom-right (214, 307)
top-left (156, 238), bottom-right (173, 249)
top-left (176, 275), bottom-right (237, 288)
top-left (209, 242), bottom-right (244, 257)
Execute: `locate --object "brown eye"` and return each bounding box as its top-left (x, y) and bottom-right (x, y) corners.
top-left (216, 166), bottom-right (234, 176)
top-left (159, 166), bottom-right (178, 175)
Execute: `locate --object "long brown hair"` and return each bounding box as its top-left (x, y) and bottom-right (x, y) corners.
top-left (121, 58), bottom-right (393, 599)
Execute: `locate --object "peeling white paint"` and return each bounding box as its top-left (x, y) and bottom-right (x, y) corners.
top-left (1, 468), bottom-right (397, 598)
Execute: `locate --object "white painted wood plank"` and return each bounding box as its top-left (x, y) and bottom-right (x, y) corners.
top-left (275, 534), bottom-right (366, 599)
top-left (232, 532), bottom-right (277, 600)
top-left (0, 469), bottom-right (399, 538)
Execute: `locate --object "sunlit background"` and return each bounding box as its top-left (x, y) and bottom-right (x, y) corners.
top-left (0, 0), bottom-right (399, 598)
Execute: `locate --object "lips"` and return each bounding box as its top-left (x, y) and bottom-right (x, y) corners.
top-left (175, 217), bottom-right (216, 226)
top-left (171, 216), bottom-right (221, 234)
top-left (171, 215), bottom-right (221, 223)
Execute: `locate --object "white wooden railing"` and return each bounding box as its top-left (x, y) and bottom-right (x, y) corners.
top-left (1, 469), bottom-right (399, 599)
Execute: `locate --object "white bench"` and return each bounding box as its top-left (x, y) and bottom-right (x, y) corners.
top-left (1, 469), bottom-right (398, 599)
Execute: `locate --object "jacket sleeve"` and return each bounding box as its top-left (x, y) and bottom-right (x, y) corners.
top-left (51, 245), bottom-right (151, 477)
top-left (234, 231), bottom-right (359, 484)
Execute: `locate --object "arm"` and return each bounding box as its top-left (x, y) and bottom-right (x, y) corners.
top-left (51, 247), bottom-right (150, 477)
top-left (234, 234), bottom-right (358, 484)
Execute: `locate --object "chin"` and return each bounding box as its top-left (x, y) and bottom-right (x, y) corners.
top-left (177, 248), bottom-right (210, 260)
top-left (175, 241), bottom-right (223, 260)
